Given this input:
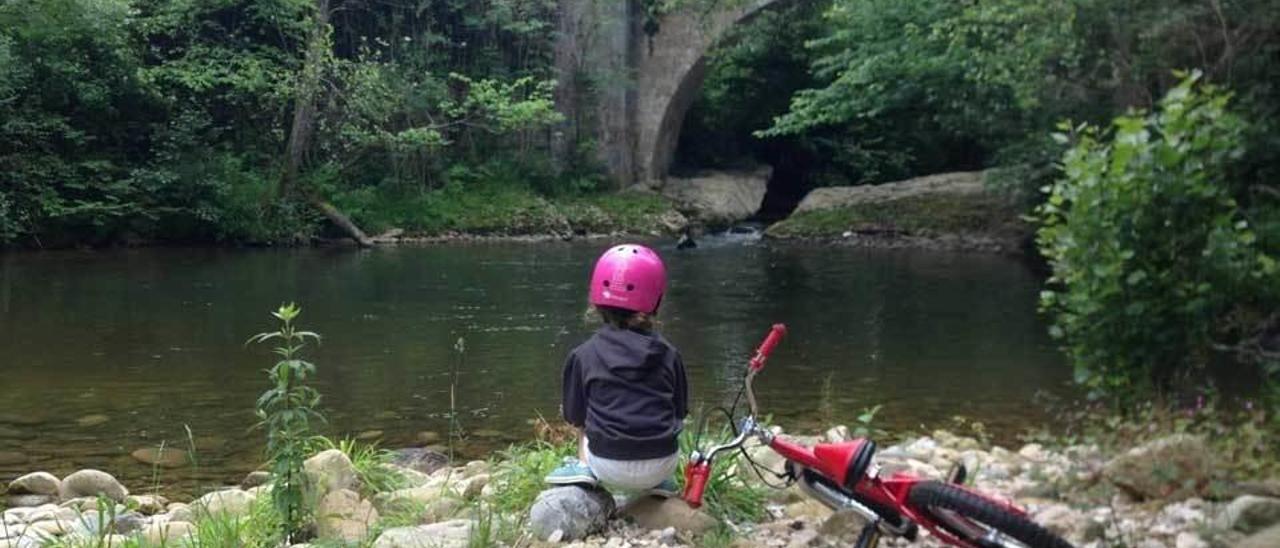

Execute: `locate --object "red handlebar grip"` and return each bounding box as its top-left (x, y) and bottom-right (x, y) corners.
top-left (683, 462), bottom-right (710, 508)
top-left (749, 323), bottom-right (787, 371)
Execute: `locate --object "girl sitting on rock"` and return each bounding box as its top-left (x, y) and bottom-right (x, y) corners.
top-left (545, 244), bottom-right (688, 497)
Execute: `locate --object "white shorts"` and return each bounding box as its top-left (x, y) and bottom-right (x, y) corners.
top-left (583, 438), bottom-right (679, 491)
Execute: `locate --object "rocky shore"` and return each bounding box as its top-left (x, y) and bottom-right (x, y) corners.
top-left (5, 427), bottom-right (1278, 547)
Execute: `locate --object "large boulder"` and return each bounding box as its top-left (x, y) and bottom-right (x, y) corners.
top-left (793, 171), bottom-right (986, 214)
top-left (374, 519), bottom-right (474, 548)
top-left (527, 486), bottom-right (614, 541)
top-left (305, 449), bottom-right (358, 496)
top-left (59, 470), bottom-right (128, 502)
top-left (390, 448), bottom-right (449, 476)
top-left (662, 167), bottom-right (770, 226)
top-left (1101, 434), bottom-right (1212, 501)
top-left (1218, 495), bottom-right (1280, 534)
top-left (7, 473), bottom-right (60, 497)
top-left (316, 489), bottom-right (379, 543)
top-left (620, 496), bottom-right (716, 535)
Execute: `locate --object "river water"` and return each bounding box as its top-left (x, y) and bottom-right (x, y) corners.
top-left (0, 240), bottom-right (1069, 497)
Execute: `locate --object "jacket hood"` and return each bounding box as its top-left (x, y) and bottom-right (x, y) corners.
top-left (591, 326), bottom-right (666, 378)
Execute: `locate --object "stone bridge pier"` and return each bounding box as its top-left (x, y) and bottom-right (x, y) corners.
top-left (554, 0), bottom-right (785, 187)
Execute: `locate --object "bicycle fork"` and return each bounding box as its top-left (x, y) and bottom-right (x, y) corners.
top-left (796, 468), bottom-right (918, 541)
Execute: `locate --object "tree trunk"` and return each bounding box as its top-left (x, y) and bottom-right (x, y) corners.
top-left (279, 0), bottom-right (374, 247)
top-left (308, 194), bottom-right (374, 247)
top-left (280, 0), bottom-right (330, 199)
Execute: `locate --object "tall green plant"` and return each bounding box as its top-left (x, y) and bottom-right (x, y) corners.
top-left (1036, 72), bottom-right (1278, 403)
top-left (248, 303), bottom-right (325, 540)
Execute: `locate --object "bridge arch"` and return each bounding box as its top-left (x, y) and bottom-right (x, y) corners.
top-left (634, 0), bottom-right (787, 183)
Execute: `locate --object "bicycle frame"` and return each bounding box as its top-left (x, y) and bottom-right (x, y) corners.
top-left (683, 324), bottom-right (1032, 548)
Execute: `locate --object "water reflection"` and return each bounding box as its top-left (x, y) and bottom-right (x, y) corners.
top-left (0, 243), bottom-right (1068, 495)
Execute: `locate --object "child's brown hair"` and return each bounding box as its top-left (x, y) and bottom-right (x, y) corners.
top-left (594, 305), bottom-right (656, 332)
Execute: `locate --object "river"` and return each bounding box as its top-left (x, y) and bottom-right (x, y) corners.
top-left (0, 240), bottom-right (1069, 496)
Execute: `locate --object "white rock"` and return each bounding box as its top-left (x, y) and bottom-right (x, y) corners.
top-left (305, 449), bottom-right (358, 496)
top-left (1218, 495), bottom-right (1280, 534)
top-left (165, 503), bottom-right (194, 523)
top-left (316, 489), bottom-right (379, 543)
top-left (1175, 531), bottom-right (1208, 548)
top-left (463, 460), bottom-right (490, 478)
top-left (58, 470), bottom-right (128, 502)
top-left (662, 167), bottom-right (771, 225)
top-left (6, 473), bottom-right (59, 497)
top-left (192, 488), bottom-right (256, 519)
top-left (139, 521), bottom-right (195, 544)
top-left (374, 519), bottom-right (474, 548)
top-left (1018, 443), bottom-right (1046, 461)
top-left (824, 425), bottom-right (850, 443)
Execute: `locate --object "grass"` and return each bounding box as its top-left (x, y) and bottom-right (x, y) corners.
top-left (559, 191), bottom-right (682, 235)
top-left (487, 440), bottom-right (577, 516)
top-left (766, 192), bottom-right (1026, 239)
top-left (675, 428), bottom-right (768, 525)
top-left (333, 181), bottom-right (683, 238)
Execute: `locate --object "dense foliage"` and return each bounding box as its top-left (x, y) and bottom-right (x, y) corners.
top-left (0, 0), bottom-right (566, 246)
top-left (690, 0), bottom-right (1280, 195)
top-left (677, 0), bottom-right (1280, 402)
top-left (1037, 74), bottom-right (1279, 404)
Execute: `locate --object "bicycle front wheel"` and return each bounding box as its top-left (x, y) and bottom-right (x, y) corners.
top-left (906, 481), bottom-right (1074, 548)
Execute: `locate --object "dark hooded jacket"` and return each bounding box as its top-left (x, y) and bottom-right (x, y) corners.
top-left (561, 325), bottom-right (688, 460)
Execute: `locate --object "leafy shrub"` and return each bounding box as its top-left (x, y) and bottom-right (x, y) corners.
top-left (1036, 73), bottom-right (1279, 403)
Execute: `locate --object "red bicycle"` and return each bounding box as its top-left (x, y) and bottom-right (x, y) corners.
top-left (682, 324), bottom-right (1074, 548)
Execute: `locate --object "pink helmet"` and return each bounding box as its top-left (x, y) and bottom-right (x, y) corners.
top-left (589, 244), bottom-right (667, 314)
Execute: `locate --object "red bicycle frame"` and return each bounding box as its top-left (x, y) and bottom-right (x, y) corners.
top-left (683, 324), bottom-right (1034, 548)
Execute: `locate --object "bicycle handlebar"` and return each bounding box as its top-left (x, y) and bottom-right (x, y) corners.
top-left (684, 423), bottom-right (754, 508)
top-left (684, 324), bottom-right (788, 507)
top-left (748, 323), bottom-right (787, 371)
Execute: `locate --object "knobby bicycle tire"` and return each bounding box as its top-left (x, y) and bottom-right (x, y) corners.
top-left (906, 480), bottom-right (1074, 548)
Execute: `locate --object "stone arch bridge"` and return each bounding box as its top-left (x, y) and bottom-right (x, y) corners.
top-left (554, 0), bottom-right (787, 187)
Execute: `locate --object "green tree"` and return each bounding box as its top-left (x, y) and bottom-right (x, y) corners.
top-left (1037, 73), bottom-right (1278, 403)
top-left (758, 0), bottom-right (1080, 184)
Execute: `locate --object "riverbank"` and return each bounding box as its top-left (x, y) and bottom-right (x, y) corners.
top-left (5, 423), bottom-right (1278, 547)
top-left (3, 174), bottom-right (1032, 255)
top-left (763, 172), bottom-right (1033, 255)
